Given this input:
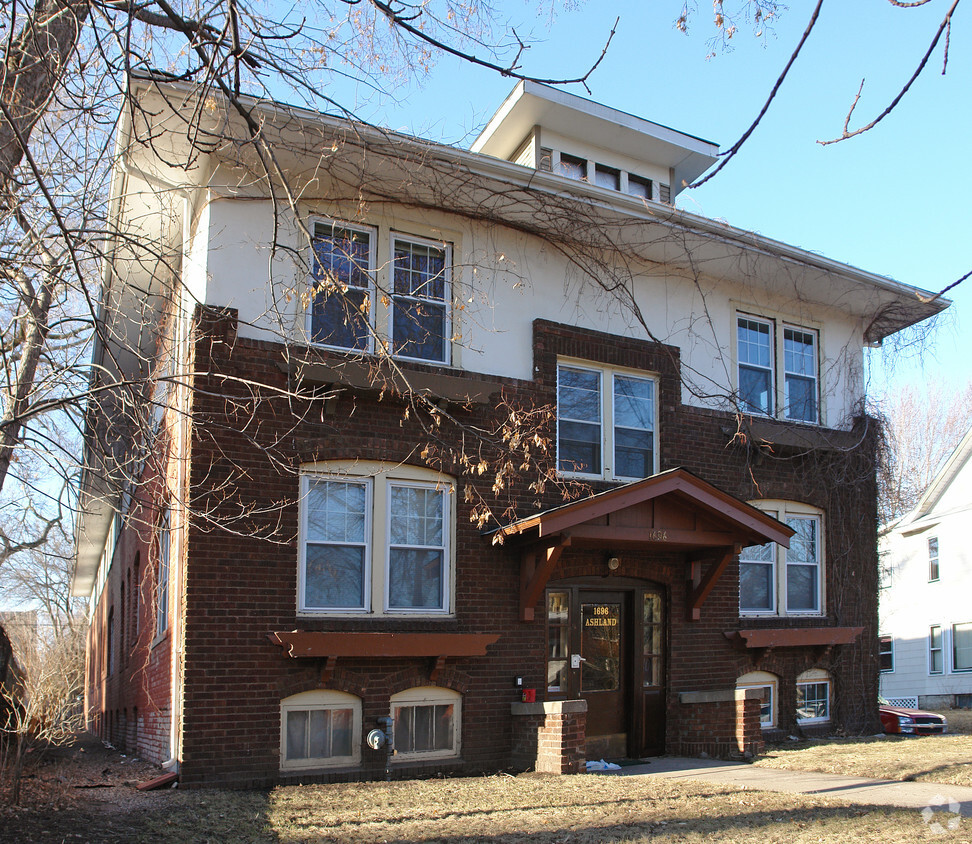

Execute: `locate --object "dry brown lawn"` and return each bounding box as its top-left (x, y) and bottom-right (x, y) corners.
top-left (7, 716), bottom-right (972, 844)
top-left (4, 722), bottom-right (972, 843)
top-left (1, 771), bottom-right (941, 843)
top-left (754, 708), bottom-right (972, 787)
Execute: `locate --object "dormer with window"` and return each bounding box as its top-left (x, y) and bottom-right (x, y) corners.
top-left (471, 81), bottom-right (718, 205)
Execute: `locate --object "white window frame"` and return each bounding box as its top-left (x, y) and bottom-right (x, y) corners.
top-left (556, 360), bottom-right (658, 482)
top-left (734, 309), bottom-right (821, 425)
top-left (929, 624), bottom-right (944, 674)
top-left (384, 480), bottom-right (451, 614)
top-left (389, 233), bottom-right (452, 365)
top-left (928, 536), bottom-right (940, 582)
top-left (782, 325), bottom-right (819, 423)
top-left (299, 476), bottom-right (372, 613)
top-left (298, 461), bottom-right (454, 617)
top-left (154, 507), bottom-right (170, 643)
top-left (390, 686), bottom-right (461, 762)
top-left (952, 622), bottom-right (972, 673)
top-left (737, 671), bottom-right (778, 729)
top-left (796, 669), bottom-right (830, 724)
top-left (280, 690), bottom-right (361, 771)
top-left (307, 218), bottom-right (376, 353)
top-left (879, 635), bottom-right (894, 673)
top-left (739, 501), bottom-right (824, 618)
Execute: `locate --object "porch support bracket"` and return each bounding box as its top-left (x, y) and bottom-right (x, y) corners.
top-left (519, 534), bottom-right (572, 622)
top-left (686, 545), bottom-right (741, 622)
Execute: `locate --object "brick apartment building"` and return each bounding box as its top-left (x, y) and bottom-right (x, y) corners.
top-left (72, 78), bottom-right (944, 786)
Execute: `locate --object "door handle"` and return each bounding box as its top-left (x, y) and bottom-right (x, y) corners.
top-left (570, 654), bottom-right (586, 669)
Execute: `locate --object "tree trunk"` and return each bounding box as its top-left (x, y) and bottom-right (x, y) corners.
top-left (0, 0), bottom-right (91, 186)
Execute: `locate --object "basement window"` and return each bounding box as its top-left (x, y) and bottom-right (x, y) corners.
top-left (391, 686), bottom-right (460, 761)
top-left (280, 690), bottom-right (361, 770)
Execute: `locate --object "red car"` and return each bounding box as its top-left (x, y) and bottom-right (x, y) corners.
top-left (879, 698), bottom-right (947, 735)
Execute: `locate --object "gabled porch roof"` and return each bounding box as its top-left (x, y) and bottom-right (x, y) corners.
top-left (490, 468), bottom-right (794, 622)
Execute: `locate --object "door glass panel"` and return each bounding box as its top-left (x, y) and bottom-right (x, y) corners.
top-left (582, 602), bottom-right (620, 692)
top-left (546, 591), bottom-right (570, 693)
top-left (643, 592), bottom-right (664, 688)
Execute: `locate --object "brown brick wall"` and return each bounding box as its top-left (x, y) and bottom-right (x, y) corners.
top-left (104, 306), bottom-right (880, 785)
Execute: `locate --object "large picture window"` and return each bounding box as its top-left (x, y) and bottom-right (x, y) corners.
top-left (391, 235), bottom-right (451, 363)
top-left (736, 312), bottom-right (819, 424)
top-left (309, 220), bottom-right (374, 351)
top-left (280, 690), bottom-right (361, 770)
top-left (299, 463), bottom-right (452, 616)
top-left (953, 623), bottom-right (972, 672)
top-left (557, 362), bottom-right (656, 481)
top-left (739, 502), bottom-right (823, 617)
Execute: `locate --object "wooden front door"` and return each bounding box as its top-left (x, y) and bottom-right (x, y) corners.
top-left (578, 590), bottom-right (627, 759)
top-left (546, 582), bottom-right (666, 759)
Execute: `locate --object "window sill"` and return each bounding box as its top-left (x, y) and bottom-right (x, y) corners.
top-left (282, 357), bottom-right (498, 404)
top-left (296, 611), bottom-right (454, 619)
top-left (281, 757), bottom-right (359, 772)
top-left (390, 751), bottom-right (460, 764)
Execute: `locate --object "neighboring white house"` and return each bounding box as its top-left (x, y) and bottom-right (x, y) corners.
top-left (879, 427), bottom-right (972, 709)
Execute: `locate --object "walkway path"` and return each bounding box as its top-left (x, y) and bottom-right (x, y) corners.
top-left (609, 756), bottom-right (972, 818)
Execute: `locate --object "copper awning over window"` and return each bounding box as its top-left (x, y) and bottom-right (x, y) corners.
top-left (268, 631), bottom-right (500, 684)
top-left (268, 631), bottom-right (499, 658)
top-left (489, 468), bottom-right (794, 622)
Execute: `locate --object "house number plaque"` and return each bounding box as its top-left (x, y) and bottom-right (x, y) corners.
top-left (584, 605), bottom-right (619, 627)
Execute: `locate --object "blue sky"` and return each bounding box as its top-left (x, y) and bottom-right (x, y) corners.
top-left (334, 1), bottom-right (971, 401)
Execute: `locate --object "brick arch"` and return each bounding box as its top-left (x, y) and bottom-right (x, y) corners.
top-left (383, 664), bottom-right (472, 696)
top-left (277, 666), bottom-right (369, 700)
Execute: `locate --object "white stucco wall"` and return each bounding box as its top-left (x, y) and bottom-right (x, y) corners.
top-left (195, 193), bottom-right (866, 429)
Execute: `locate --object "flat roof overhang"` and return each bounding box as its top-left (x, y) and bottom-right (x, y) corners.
top-left (490, 468), bottom-right (794, 622)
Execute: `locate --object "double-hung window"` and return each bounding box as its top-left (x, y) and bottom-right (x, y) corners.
top-left (783, 327), bottom-right (818, 422)
top-left (299, 463), bottom-right (452, 615)
top-left (737, 316), bottom-right (774, 416)
top-left (738, 531), bottom-right (777, 614)
top-left (557, 362), bottom-right (657, 480)
top-left (391, 235), bottom-right (451, 363)
top-left (736, 313), bottom-right (819, 424)
top-left (929, 625), bottom-right (943, 674)
top-left (310, 220), bottom-right (374, 351)
top-left (786, 515), bottom-right (821, 613)
top-left (739, 502), bottom-right (823, 616)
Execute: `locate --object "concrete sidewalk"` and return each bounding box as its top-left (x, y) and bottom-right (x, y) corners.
top-left (604, 756), bottom-right (972, 818)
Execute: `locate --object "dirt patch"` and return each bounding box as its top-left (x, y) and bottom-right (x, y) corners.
top-left (0, 735), bottom-right (954, 843)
